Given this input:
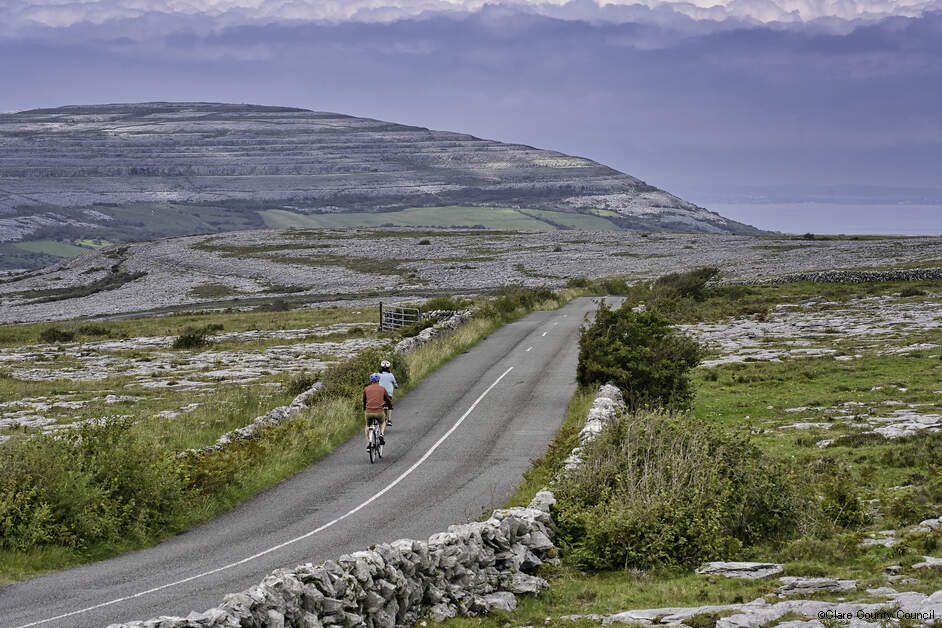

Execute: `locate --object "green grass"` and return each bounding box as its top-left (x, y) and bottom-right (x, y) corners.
top-left (0, 287), bottom-right (569, 583)
top-left (187, 283), bottom-right (245, 299)
top-left (12, 240), bottom-right (95, 257)
top-left (260, 206), bottom-right (622, 231)
top-left (0, 304), bottom-right (378, 347)
top-left (694, 352), bottom-right (942, 437)
top-left (440, 277), bottom-right (942, 626)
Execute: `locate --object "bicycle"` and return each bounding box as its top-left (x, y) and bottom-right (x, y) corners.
top-left (367, 417), bottom-right (384, 463)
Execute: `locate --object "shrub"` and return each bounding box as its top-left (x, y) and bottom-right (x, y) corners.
top-left (552, 410), bottom-right (812, 570)
top-left (171, 323), bottom-right (223, 349)
top-left (320, 345), bottom-right (397, 399)
top-left (38, 326), bottom-right (75, 343)
top-left (76, 323), bottom-right (111, 337)
top-left (577, 303), bottom-right (702, 411)
top-left (0, 417), bottom-right (189, 551)
top-left (652, 266), bottom-right (719, 302)
top-left (596, 278), bottom-right (630, 295)
top-left (285, 371), bottom-right (322, 396)
top-left (478, 286), bottom-right (556, 319)
top-left (423, 295), bottom-right (471, 312)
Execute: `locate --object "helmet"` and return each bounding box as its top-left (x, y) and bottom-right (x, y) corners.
top-left (369, 373), bottom-right (381, 382)
top-left (380, 360), bottom-right (391, 369)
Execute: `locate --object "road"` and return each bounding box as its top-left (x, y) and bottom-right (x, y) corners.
top-left (0, 297), bottom-right (605, 628)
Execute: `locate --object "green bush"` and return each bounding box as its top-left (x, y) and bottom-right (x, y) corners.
top-left (320, 345), bottom-right (399, 399)
top-left (552, 410), bottom-right (812, 570)
top-left (171, 323), bottom-right (223, 349)
top-left (577, 303), bottom-right (702, 411)
top-left (478, 286), bottom-right (556, 319)
top-left (652, 266), bottom-right (719, 301)
top-left (285, 371), bottom-right (322, 396)
top-left (0, 417), bottom-right (189, 551)
top-left (76, 323), bottom-right (112, 337)
top-left (422, 295), bottom-right (471, 312)
top-left (38, 326), bottom-right (75, 343)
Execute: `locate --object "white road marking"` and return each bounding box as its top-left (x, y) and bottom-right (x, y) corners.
top-left (526, 346), bottom-right (533, 352)
top-left (541, 331), bottom-right (548, 337)
top-left (18, 366), bottom-right (515, 628)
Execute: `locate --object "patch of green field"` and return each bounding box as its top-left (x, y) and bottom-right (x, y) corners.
top-left (74, 239), bottom-right (113, 249)
top-left (12, 240), bottom-right (92, 257)
top-left (260, 206), bottom-right (621, 231)
top-left (95, 202), bottom-right (266, 238)
top-left (694, 351), bottom-right (941, 434)
top-left (0, 304), bottom-right (379, 348)
top-left (187, 283), bottom-right (244, 299)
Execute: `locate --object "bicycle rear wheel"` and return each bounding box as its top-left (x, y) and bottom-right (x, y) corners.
top-left (368, 428), bottom-right (376, 464)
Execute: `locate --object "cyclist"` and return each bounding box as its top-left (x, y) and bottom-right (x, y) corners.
top-left (377, 359), bottom-right (398, 426)
top-left (363, 373), bottom-right (392, 450)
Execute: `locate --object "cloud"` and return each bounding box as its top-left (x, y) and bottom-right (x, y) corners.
top-left (1, 0), bottom-right (940, 203)
top-left (3, 0), bottom-right (942, 34)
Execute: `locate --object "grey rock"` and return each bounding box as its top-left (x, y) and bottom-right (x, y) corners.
top-left (776, 577), bottom-right (857, 595)
top-left (696, 562), bottom-right (784, 580)
top-left (913, 556), bottom-right (942, 569)
top-left (483, 591), bottom-right (518, 612)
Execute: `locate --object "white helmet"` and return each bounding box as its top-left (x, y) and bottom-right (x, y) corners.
top-left (380, 359), bottom-right (391, 369)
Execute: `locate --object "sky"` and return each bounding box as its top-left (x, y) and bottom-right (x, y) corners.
top-left (2, 0), bottom-right (941, 235)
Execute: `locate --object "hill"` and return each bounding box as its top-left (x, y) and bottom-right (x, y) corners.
top-left (0, 102), bottom-right (760, 270)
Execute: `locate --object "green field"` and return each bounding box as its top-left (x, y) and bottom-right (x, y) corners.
top-left (260, 206), bottom-right (622, 231)
top-left (12, 240), bottom-right (94, 257)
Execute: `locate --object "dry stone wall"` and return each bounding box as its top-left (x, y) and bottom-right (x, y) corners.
top-left (109, 507), bottom-right (557, 628)
top-left (108, 381), bottom-right (624, 628)
top-left (732, 267), bottom-right (942, 286)
top-left (181, 310), bottom-right (472, 459)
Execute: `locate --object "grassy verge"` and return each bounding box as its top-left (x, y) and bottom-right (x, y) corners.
top-left (0, 287), bottom-right (569, 584)
top-left (443, 274), bottom-right (942, 625)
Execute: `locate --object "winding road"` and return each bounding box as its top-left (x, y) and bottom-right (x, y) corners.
top-left (0, 297), bottom-right (605, 628)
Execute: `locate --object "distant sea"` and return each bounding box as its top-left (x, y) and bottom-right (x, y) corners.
top-left (709, 203), bottom-right (941, 236)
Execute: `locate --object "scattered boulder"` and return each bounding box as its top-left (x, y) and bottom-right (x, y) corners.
top-left (696, 562), bottom-right (784, 580)
top-left (775, 577), bottom-right (856, 596)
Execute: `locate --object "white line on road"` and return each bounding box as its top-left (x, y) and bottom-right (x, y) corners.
top-left (541, 331), bottom-right (548, 337)
top-left (18, 366), bottom-right (516, 628)
top-left (526, 346), bottom-right (533, 352)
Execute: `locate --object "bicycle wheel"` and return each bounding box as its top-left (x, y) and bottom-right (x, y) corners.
top-left (368, 428), bottom-right (376, 464)
top-left (377, 432), bottom-right (384, 459)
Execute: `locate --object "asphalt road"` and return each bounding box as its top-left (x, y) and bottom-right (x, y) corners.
top-left (0, 297), bottom-right (607, 628)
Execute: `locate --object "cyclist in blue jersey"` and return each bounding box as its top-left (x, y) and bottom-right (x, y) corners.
top-left (377, 359), bottom-right (398, 426)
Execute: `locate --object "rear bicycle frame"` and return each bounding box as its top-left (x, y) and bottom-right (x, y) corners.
top-left (367, 417), bottom-right (383, 463)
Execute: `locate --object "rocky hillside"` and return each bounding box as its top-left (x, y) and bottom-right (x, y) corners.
top-left (0, 102), bottom-right (759, 270)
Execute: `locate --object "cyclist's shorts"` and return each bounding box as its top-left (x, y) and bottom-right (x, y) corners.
top-left (364, 411), bottom-right (385, 422)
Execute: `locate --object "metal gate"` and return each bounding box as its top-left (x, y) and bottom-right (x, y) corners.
top-left (379, 302), bottom-right (420, 331)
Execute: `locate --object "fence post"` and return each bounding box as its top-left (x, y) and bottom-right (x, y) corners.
top-left (379, 301), bottom-right (384, 331)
